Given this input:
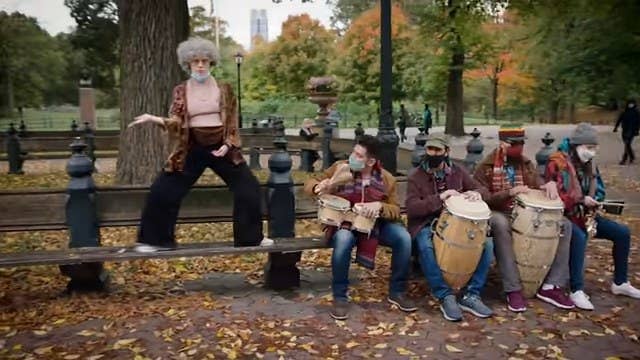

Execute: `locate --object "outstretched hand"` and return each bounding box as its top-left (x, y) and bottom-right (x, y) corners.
top-left (128, 114), bottom-right (162, 128)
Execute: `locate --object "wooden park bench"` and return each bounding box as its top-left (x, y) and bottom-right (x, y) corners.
top-left (0, 135), bottom-right (411, 293)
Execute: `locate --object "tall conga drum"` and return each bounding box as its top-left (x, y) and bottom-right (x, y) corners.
top-left (433, 195), bottom-right (491, 290)
top-left (511, 189), bottom-right (564, 297)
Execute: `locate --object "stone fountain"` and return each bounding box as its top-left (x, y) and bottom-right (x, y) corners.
top-left (306, 76), bottom-right (338, 138)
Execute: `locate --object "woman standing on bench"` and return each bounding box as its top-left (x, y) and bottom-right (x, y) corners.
top-left (128, 37), bottom-right (273, 252)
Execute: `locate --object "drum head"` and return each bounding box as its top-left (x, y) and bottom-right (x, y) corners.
top-left (445, 195), bottom-right (491, 220)
top-left (318, 194), bottom-right (351, 211)
top-left (516, 189), bottom-right (564, 210)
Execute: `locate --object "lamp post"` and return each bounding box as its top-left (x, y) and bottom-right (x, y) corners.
top-left (234, 52), bottom-right (244, 128)
top-left (376, 0), bottom-right (398, 174)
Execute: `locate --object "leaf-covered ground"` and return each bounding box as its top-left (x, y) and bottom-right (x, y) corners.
top-left (0, 163), bottom-right (638, 359)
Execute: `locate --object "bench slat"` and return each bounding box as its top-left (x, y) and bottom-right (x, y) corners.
top-left (0, 237), bottom-right (328, 267)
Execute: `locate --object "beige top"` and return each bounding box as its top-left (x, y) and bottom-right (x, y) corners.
top-left (185, 77), bottom-right (222, 128)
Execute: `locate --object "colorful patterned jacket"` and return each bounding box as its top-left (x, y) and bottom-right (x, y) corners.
top-left (544, 138), bottom-right (605, 228)
top-left (161, 80), bottom-right (241, 172)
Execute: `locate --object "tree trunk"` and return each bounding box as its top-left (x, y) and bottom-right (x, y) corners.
top-left (445, 49), bottom-right (465, 136)
top-left (549, 99), bottom-right (560, 124)
top-left (0, 68), bottom-right (14, 117)
top-left (568, 101), bottom-right (576, 123)
top-left (115, 0), bottom-right (189, 185)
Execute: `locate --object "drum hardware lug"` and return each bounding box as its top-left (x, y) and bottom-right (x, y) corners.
top-left (467, 230), bottom-right (476, 240)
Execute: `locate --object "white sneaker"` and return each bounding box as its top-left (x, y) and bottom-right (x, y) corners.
top-left (611, 282), bottom-right (640, 299)
top-left (260, 237), bottom-right (274, 246)
top-left (570, 290), bottom-right (595, 310)
top-left (133, 243), bottom-right (173, 253)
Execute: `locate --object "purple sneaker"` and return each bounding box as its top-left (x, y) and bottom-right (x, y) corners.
top-left (536, 287), bottom-right (575, 309)
top-left (506, 290), bottom-right (528, 312)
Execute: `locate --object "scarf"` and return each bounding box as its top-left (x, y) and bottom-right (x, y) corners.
top-left (490, 147), bottom-right (524, 210)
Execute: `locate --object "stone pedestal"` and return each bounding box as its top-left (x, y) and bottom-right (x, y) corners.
top-left (79, 82), bottom-right (96, 129)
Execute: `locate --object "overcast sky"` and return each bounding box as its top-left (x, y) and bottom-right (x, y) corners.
top-left (0, 0), bottom-right (334, 50)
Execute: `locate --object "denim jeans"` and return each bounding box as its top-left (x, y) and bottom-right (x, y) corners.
top-left (331, 221), bottom-right (412, 301)
top-left (414, 225), bottom-right (494, 300)
top-left (570, 216), bottom-right (630, 292)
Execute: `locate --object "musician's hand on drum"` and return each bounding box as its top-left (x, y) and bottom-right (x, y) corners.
top-left (439, 189), bottom-right (461, 201)
top-left (355, 202), bottom-right (382, 218)
top-left (540, 181), bottom-right (559, 200)
top-left (509, 185), bottom-right (530, 196)
top-left (314, 179), bottom-right (332, 195)
top-left (583, 195), bottom-right (600, 208)
top-left (463, 191), bottom-right (482, 202)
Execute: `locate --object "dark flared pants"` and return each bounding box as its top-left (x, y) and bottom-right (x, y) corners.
top-left (138, 143), bottom-right (263, 247)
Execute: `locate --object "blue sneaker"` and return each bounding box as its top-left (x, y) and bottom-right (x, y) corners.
top-left (459, 294), bottom-right (493, 318)
top-left (440, 295), bottom-right (463, 322)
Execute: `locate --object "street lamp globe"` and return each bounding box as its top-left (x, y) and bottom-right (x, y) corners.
top-left (234, 52), bottom-right (244, 65)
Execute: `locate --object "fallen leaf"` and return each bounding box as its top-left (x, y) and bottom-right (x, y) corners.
top-left (374, 343), bottom-right (388, 349)
top-left (345, 341), bottom-right (360, 349)
top-left (538, 333), bottom-right (555, 340)
top-left (445, 344), bottom-right (463, 353)
top-left (77, 330), bottom-right (97, 337)
top-left (34, 346), bottom-right (53, 355)
top-left (113, 338), bottom-right (138, 349)
top-left (396, 347), bottom-right (415, 356)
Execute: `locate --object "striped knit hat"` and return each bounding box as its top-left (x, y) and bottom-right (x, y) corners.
top-left (498, 125), bottom-right (525, 143)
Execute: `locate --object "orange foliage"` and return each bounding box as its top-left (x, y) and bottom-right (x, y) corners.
top-left (466, 11), bottom-right (536, 105)
top-left (339, 3), bottom-right (412, 60)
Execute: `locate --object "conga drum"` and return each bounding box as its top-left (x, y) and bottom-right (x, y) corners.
top-left (432, 195), bottom-right (491, 290)
top-left (511, 189), bottom-right (564, 297)
top-left (317, 195), bottom-right (351, 227)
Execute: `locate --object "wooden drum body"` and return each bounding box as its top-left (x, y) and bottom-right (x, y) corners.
top-left (511, 190), bottom-right (564, 297)
top-left (317, 195), bottom-right (351, 227)
top-left (433, 196), bottom-right (491, 290)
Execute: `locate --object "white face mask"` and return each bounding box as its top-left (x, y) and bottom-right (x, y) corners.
top-left (191, 72), bottom-right (210, 83)
top-left (576, 145), bottom-right (596, 163)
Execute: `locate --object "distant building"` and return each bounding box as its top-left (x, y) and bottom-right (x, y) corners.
top-left (250, 9), bottom-right (268, 49)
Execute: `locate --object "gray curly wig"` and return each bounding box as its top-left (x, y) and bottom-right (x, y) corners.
top-left (176, 37), bottom-right (220, 72)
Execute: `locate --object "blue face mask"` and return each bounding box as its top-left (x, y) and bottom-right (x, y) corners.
top-left (348, 154), bottom-right (366, 172)
top-left (191, 72), bottom-right (210, 83)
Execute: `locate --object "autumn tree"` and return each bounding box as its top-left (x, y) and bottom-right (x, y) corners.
top-left (331, 4), bottom-right (412, 104)
top-left (406, 0), bottom-right (507, 135)
top-left (270, 14), bottom-right (335, 98)
top-left (0, 12), bottom-right (66, 116)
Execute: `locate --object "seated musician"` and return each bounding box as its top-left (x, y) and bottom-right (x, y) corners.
top-left (406, 134), bottom-right (493, 322)
top-left (303, 135), bottom-right (417, 320)
top-left (545, 122), bottom-right (640, 310)
top-left (474, 126), bottom-right (574, 312)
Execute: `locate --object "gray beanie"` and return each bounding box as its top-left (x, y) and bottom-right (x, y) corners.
top-left (570, 122), bottom-right (598, 145)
